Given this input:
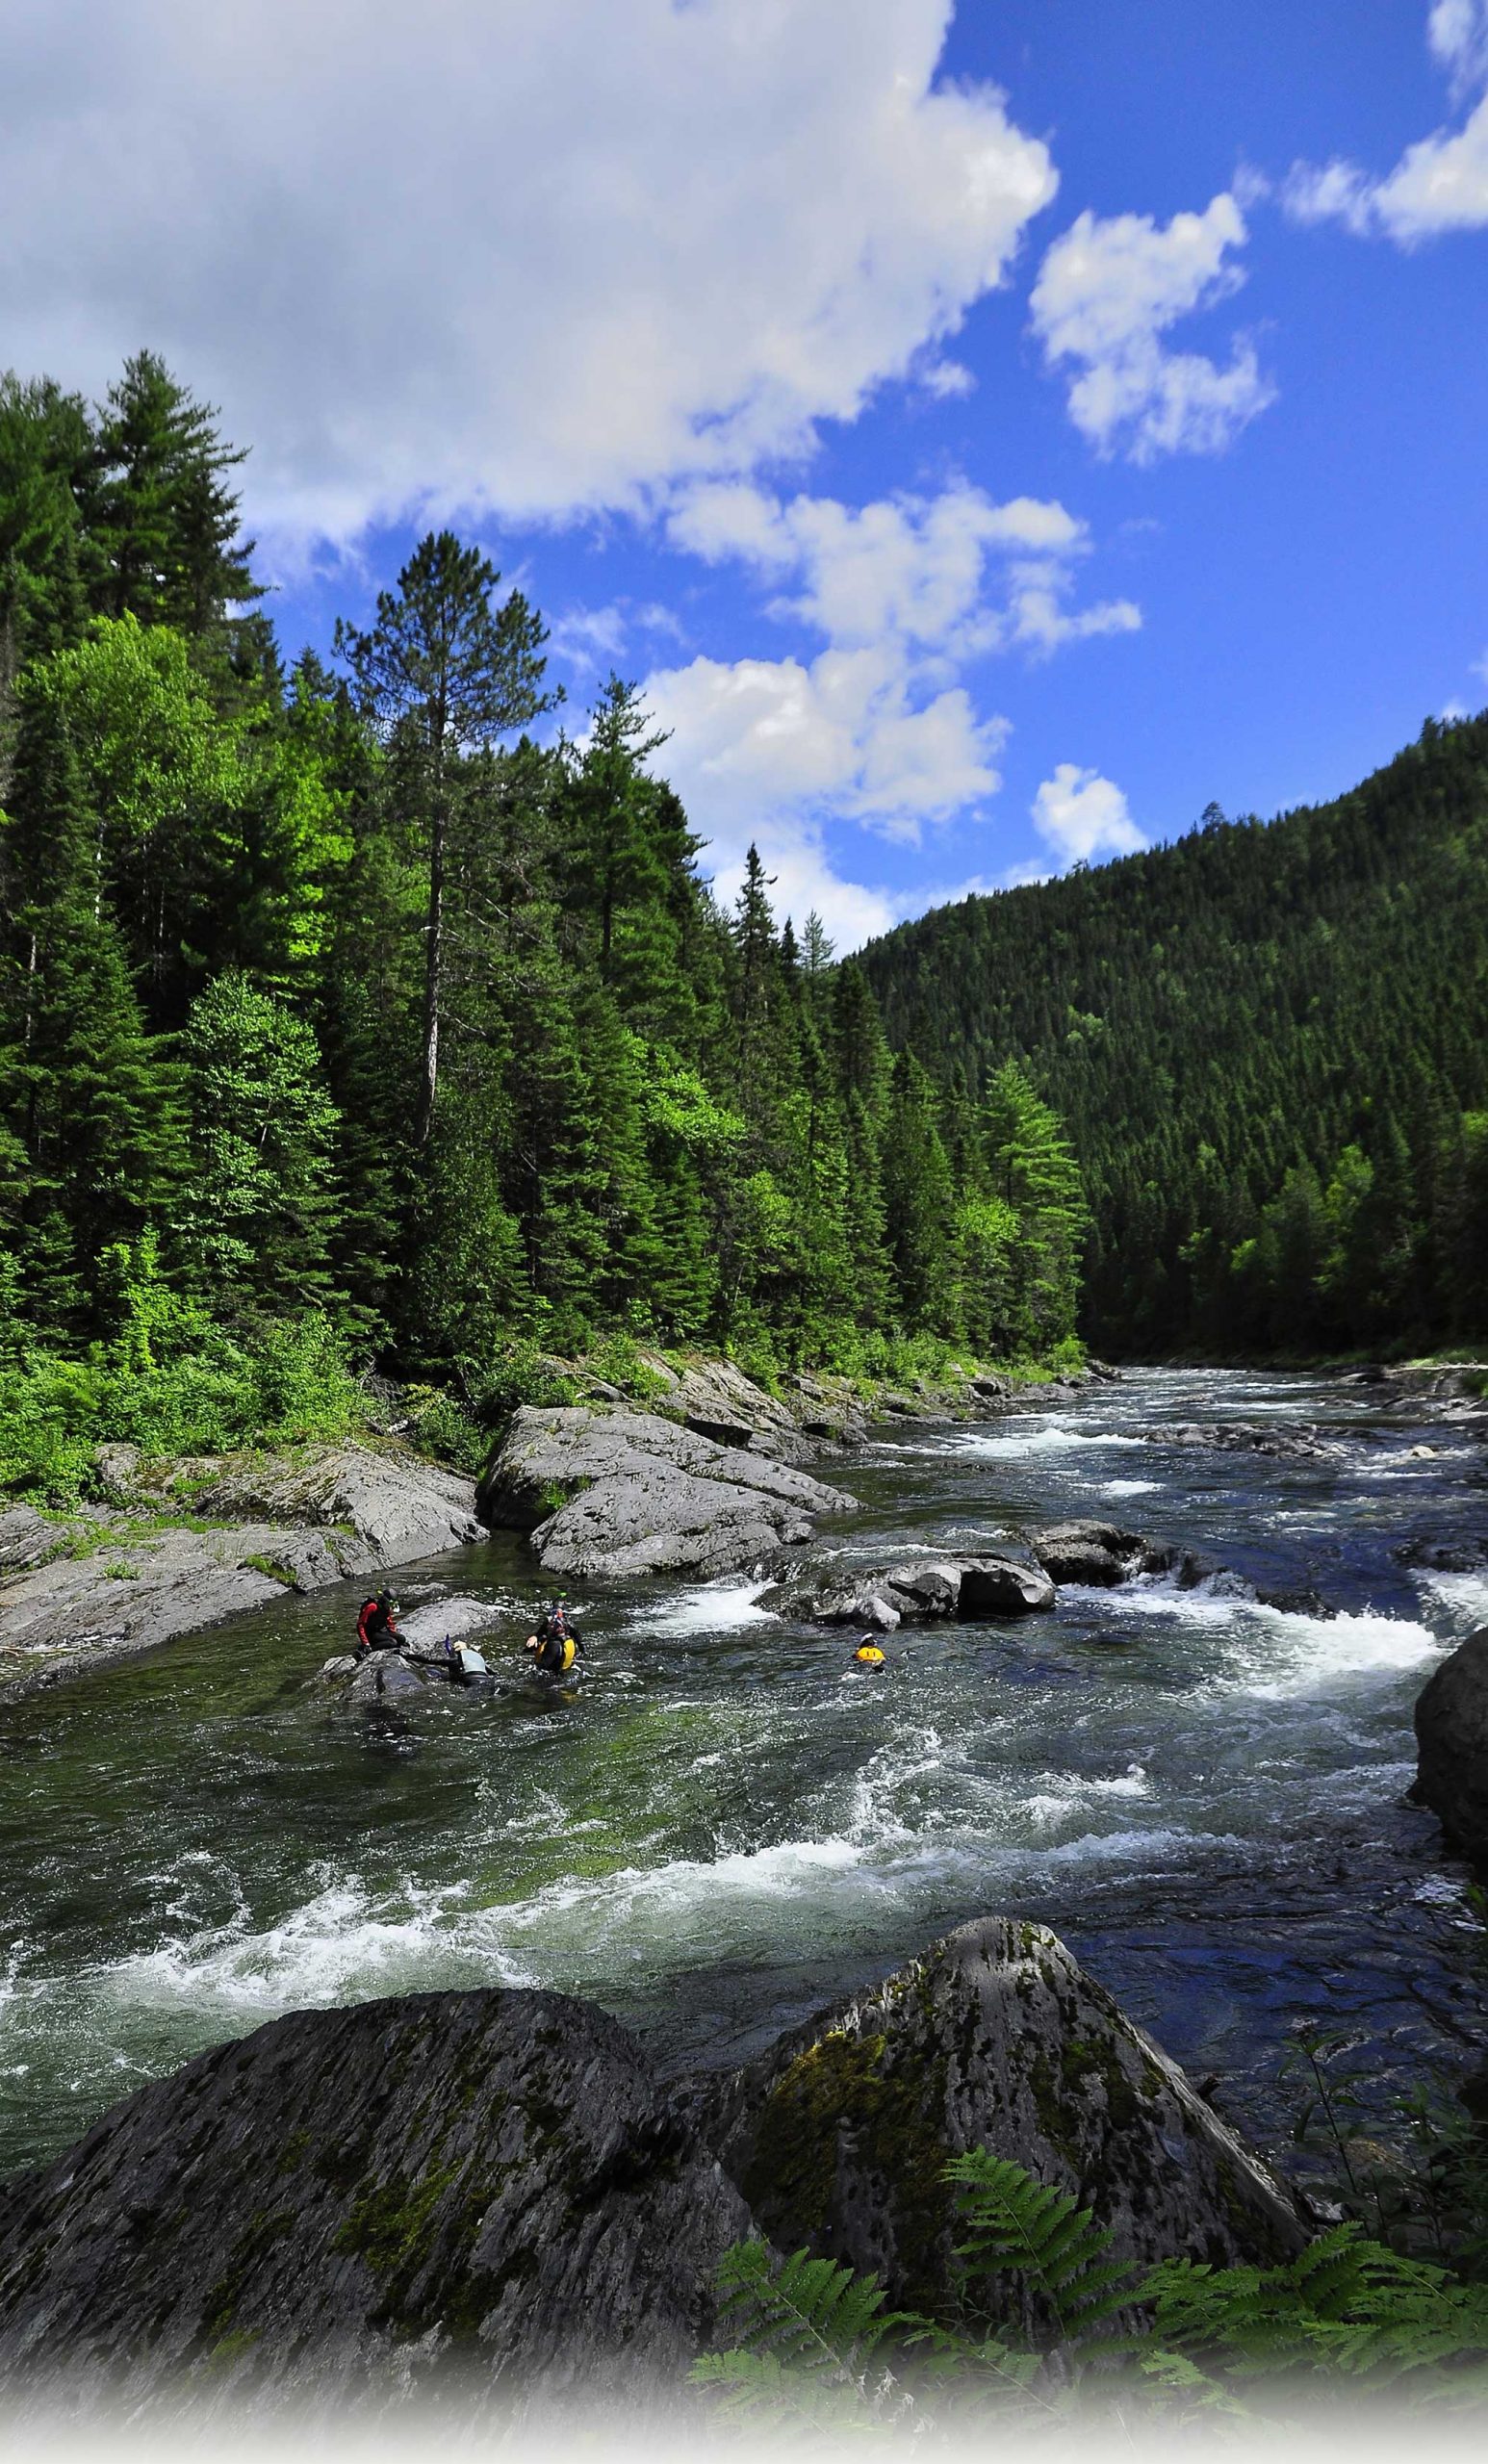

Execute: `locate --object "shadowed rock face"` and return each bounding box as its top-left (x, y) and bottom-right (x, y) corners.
top-left (0, 1989), bottom-right (750, 2421)
top-left (1414, 1626), bottom-right (1488, 1868)
top-left (477, 1406), bottom-right (856, 1578)
top-left (685, 1917), bottom-right (1307, 2329)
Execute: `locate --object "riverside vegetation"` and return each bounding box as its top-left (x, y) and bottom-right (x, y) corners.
top-left (3, 355), bottom-right (1488, 2421)
top-left (0, 354), bottom-right (1084, 1506)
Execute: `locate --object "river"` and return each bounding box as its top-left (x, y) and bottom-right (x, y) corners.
top-left (2, 1366), bottom-right (1485, 2183)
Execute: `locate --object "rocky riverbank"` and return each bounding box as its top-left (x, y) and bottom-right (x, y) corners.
top-left (0, 1912), bottom-right (1305, 2423)
top-left (0, 1443), bottom-right (484, 1705)
top-left (0, 1351), bottom-right (1102, 1699)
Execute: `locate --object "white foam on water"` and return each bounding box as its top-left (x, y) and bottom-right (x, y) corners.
top-left (102, 1871), bottom-right (535, 2019)
top-left (1414, 1570), bottom-right (1488, 1634)
top-left (1103, 1478), bottom-right (1159, 1497)
top-left (642, 1579), bottom-right (777, 1636)
top-left (952, 1423), bottom-right (1145, 1460)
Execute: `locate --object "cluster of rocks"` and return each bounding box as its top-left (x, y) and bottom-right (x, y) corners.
top-left (763, 1520), bottom-right (1226, 1631)
top-left (0, 1915), bottom-right (1306, 2422)
top-left (0, 1444), bottom-right (485, 1705)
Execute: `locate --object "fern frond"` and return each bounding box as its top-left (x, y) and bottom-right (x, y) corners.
top-left (1141, 2225), bottom-right (1488, 2399)
top-left (946, 2149), bottom-right (1138, 2344)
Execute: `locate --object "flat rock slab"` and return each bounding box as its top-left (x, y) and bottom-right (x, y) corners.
top-left (0, 1988), bottom-right (752, 2421)
top-left (687, 1915), bottom-right (1307, 2330)
top-left (0, 1447), bottom-right (488, 1703)
top-left (478, 1406), bottom-right (856, 1580)
top-left (1414, 1625), bottom-right (1488, 1867)
top-left (196, 1444), bottom-right (484, 1558)
top-left (396, 1595), bottom-right (505, 1659)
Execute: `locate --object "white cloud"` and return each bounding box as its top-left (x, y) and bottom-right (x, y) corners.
top-left (0, 0), bottom-right (1057, 543)
top-left (1285, 4), bottom-right (1488, 242)
top-left (644, 645), bottom-right (1006, 846)
top-left (548, 604), bottom-right (629, 673)
top-left (645, 475), bottom-right (1140, 936)
top-left (666, 479), bottom-right (1139, 658)
top-left (1032, 765), bottom-right (1146, 865)
top-left (1030, 193), bottom-right (1275, 461)
top-left (1430, 0), bottom-right (1488, 89)
top-left (1473, 646), bottom-right (1488, 686)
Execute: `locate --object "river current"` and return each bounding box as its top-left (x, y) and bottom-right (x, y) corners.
top-left (3, 1367), bottom-right (1486, 2181)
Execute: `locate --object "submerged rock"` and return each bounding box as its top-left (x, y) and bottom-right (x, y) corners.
top-left (687, 1916), bottom-right (1307, 2328)
top-left (347, 1650), bottom-right (428, 1705)
top-left (478, 1406), bottom-right (855, 1579)
top-left (0, 1988), bottom-right (751, 2420)
top-left (1396, 1535), bottom-right (1488, 1575)
top-left (1414, 1626), bottom-right (1488, 1868)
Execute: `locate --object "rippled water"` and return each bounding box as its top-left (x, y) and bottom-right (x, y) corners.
top-left (2, 1367), bottom-right (1485, 2178)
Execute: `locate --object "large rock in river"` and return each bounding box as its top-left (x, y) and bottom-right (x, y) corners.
top-left (478, 1405), bottom-right (855, 1579)
top-left (763, 1553), bottom-right (1055, 1628)
top-left (0, 1988), bottom-right (751, 2420)
top-left (1414, 1625), bottom-right (1488, 1867)
top-left (687, 1916), bottom-right (1306, 2327)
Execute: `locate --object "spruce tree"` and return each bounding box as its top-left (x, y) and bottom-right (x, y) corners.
top-left (86, 351), bottom-right (262, 637)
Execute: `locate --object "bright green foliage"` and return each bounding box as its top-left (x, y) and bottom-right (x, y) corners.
top-left (26, 616), bottom-right (244, 1001)
top-left (862, 714), bottom-right (1488, 1356)
top-left (176, 974), bottom-right (341, 1316)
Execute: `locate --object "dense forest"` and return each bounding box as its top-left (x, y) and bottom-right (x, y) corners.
top-left (0, 355), bottom-right (1085, 1494)
top-left (861, 725), bottom-right (1488, 1358)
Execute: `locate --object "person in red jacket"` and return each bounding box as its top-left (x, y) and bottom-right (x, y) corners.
top-left (355, 1590), bottom-right (399, 1657)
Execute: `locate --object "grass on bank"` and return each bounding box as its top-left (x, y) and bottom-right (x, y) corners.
top-left (0, 1304), bottom-right (1084, 1509)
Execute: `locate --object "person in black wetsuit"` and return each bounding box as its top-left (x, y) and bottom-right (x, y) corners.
top-left (525, 1599), bottom-right (585, 1678)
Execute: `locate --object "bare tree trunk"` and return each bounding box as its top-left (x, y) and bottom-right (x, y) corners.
top-left (416, 792), bottom-right (445, 1147)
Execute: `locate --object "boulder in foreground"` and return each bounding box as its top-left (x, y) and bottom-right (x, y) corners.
top-left (0, 1989), bottom-right (750, 2419)
top-left (688, 1915), bottom-right (1307, 2325)
top-left (478, 1405), bottom-right (855, 1578)
top-left (1414, 1625), bottom-right (1488, 1867)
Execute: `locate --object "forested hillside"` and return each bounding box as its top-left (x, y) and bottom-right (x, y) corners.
top-left (0, 356), bottom-right (1083, 1494)
top-left (860, 727), bottom-right (1488, 1357)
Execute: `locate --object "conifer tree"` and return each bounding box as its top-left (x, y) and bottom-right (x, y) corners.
top-left (335, 531), bottom-right (556, 1143)
top-left (86, 352), bottom-right (261, 637)
top-left (0, 680), bottom-right (184, 1329)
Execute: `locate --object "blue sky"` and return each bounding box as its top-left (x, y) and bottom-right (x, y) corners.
top-left (3, 1), bottom-right (1485, 943)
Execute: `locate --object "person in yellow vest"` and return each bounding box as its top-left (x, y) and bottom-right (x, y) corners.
top-left (525, 1599), bottom-right (585, 1678)
top-left (853, 1634), bottom-right (887, 1668)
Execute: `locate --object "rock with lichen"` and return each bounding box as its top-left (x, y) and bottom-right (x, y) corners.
top-left (683, 1915), bottom-right (1307, 2329)
top-left (0, 1989), bottom-right (750, 2421)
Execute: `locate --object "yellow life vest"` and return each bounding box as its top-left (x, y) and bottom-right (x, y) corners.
top-left (855, 1643), bottom-right (886, 1666)
top-left (557, 1633), bottom-right (577, 1674)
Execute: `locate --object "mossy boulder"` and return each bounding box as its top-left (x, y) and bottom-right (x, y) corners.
top-left (684, 1916), bottom-right (1307, 2326)
top-left (0, 1988), bottom-right (750, 2421)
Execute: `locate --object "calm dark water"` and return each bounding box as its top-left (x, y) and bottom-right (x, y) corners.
top-left (2, 1367), bottom-right (1485, 2178)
